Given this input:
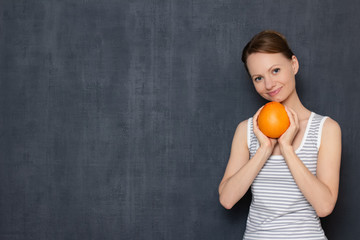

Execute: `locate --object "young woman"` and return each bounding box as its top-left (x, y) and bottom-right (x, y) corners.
top-left (218, 30), bottom-right (341, 239)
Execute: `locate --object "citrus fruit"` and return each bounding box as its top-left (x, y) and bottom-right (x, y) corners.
top-left (257, 102), bottom-right (290, 138)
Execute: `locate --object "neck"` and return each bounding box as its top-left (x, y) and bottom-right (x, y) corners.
top-left (281, 90), bottom-right (311, 120)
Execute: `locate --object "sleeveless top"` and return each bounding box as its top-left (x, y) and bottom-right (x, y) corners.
top-left (243, 112), bottom-right (328, 240)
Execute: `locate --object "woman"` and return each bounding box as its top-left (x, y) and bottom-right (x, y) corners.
top-left (218, 30), bottom-right (341, 239)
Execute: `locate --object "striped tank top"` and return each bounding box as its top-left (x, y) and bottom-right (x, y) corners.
top-left (243, 112), bottom-right (328, 240)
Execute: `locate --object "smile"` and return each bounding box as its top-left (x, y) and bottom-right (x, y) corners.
top-left (268, 87), bottom-right (282, 97)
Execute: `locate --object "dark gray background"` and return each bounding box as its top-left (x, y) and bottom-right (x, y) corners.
top-left (1, 0), bottom-right (359, 239)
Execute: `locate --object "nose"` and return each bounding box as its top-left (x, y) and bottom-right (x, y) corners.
top-left (264, 77), bottom-right (276, 90)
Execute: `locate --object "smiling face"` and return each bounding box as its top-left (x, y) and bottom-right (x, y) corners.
top-left (246, 52), bottom-right (299, 103)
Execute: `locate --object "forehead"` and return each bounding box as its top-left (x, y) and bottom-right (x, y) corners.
top-left (247, 52), bottom-right (290, 74)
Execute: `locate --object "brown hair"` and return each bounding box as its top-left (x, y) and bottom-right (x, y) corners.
top-left (241, 30), bottom-right (294, 72)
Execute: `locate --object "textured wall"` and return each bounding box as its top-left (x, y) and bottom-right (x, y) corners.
top-left (0, 0), bottom-right (359, 239)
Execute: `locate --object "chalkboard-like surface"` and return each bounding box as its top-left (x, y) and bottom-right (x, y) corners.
top-left (1, 1), bottom-right (359, 239)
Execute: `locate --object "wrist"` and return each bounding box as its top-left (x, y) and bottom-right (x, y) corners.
top-left (258, 145), bottom-right (273, 158)
top-left (280, 144), bottom-right (295, 156)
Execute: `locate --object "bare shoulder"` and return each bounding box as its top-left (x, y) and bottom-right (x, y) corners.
top-left (234, 119), bottom-right (250, 143)
top-left (236, 118), bottom-right (249, 133)
top-left (218, 118), bottom-right (251, 195)
top-left (221, 119), bottom-right (250, 179)
top-left (320, 117), bottom-right (342, 149)
top-left (231, 119), bottom-right (250, 154)
top-left (323, 117), bottom-right (341, 136)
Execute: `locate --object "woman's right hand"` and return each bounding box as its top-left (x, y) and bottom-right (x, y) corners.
top-left (252, 106), bottom-right (277, 155)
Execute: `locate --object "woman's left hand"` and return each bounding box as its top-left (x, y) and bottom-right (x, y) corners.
top-left (278, 106), bottom-right (299, 150)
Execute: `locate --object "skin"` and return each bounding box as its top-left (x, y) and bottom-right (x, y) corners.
top-left (218, 52), bottom-right (342, 218)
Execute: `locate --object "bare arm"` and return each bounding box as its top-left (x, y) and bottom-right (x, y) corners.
top-left (219, 108), bottom-right (276, 209)
top-left (279, 108), bottom-right (342, 217)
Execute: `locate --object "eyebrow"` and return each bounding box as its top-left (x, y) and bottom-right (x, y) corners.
top-left (250, 64), bottom-right (281, 78)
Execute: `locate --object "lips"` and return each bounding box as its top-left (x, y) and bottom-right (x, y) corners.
top-left (268, 87), bottom-right (282, 97)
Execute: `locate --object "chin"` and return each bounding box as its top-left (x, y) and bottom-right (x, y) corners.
top-left (266, 96), bottom-right (284, 103)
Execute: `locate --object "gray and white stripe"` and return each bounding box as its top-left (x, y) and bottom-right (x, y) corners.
top-left (243, 112), bottom-right (328, 240)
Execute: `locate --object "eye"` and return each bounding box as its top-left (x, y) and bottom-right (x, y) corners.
top-left (254, 76), bottom-right (263, 82)
top-left (272, 68), bottom-right (280, 74)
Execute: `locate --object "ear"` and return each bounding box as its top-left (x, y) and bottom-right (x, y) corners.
top-left (291, 55), bottom-right (299, 75)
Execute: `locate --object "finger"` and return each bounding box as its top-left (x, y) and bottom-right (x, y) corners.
top-left (253, 105), bottom-right (264, 120)
top-left (290, 108), bottom-right (299, 128)
top-left (287, 107), bottom-right (299, 128)
top-left (253, 106), bottom-right (264, 129)
top-left (284, 106), bottom-right (295, 126)
top-left (270, 138), bottom-right (278, 145)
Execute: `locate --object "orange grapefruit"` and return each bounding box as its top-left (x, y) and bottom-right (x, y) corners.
top-left (257, 102), bottom-right (290, 138)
